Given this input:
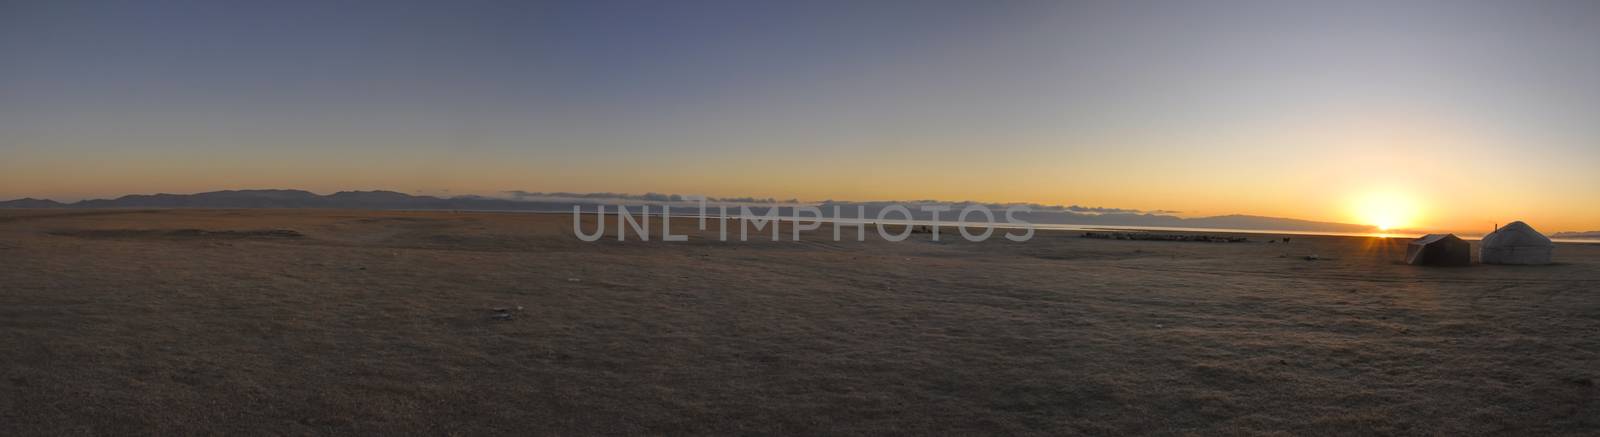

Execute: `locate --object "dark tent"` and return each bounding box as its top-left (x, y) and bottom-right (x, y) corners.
top-left (1406, 234), bottom-right (1471, 266)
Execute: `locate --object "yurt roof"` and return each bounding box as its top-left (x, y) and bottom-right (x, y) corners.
top-left (1483, 221), bottom-right (1552, 247)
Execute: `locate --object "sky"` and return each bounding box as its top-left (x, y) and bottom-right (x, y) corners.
top-left (2, 0), bottom-right (1598, 232)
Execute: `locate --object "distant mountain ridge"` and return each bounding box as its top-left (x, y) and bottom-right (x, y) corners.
top-left (1551, 231), bottom-right (1600, 239)
top-left (0, 189), bottom-right (1377, 233)
top-left (2, 189), bottom-right (570, 211)
top-left (0, 198), bottom-right (65, 208)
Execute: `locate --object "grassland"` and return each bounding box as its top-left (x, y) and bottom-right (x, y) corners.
top-left (2, 209), bottom-right (1597, 435)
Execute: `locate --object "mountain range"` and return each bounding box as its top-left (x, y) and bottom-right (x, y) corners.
top-left (1, 189), bottom-right (1377, 233)
top-left (0, 190), bottom-right (576, 211)
top-left (1551, 231), bottom-right (1600, 239)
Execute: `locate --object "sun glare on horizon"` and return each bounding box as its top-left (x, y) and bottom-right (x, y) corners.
top-left (1351, 191), bottom-right (1423, 231)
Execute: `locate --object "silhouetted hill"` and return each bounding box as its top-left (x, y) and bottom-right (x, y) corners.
top-left (2, 189), bottom-right (584, 212)
top-left (0, 198), bottom-right (65, 208)
top-left (326, 190), bottom-right (418, 204)
top-left (73, 190), bottom-right (322, 208)
top-left (1551, 231), bottom-right (1600, 239)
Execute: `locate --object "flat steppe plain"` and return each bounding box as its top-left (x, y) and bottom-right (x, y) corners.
top-left (2, 209), bottom-right (1597, 435)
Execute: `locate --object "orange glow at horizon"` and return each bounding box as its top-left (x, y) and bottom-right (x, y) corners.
top-left (1350, 191), bottom-right (1423, 231)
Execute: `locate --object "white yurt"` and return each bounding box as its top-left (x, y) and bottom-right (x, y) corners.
top-left (1480, 221), bottom-right (1553, 265)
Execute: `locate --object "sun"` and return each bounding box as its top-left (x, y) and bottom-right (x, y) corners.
top-left (1351, 191), bottom-right (1421, 231)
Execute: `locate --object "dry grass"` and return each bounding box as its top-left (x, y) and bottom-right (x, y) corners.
top-left (1, 209), bottom-right (1597, 435)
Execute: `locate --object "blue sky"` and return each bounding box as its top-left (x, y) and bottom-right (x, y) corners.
top-left (2, 0), bottom-right (1598, 230)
